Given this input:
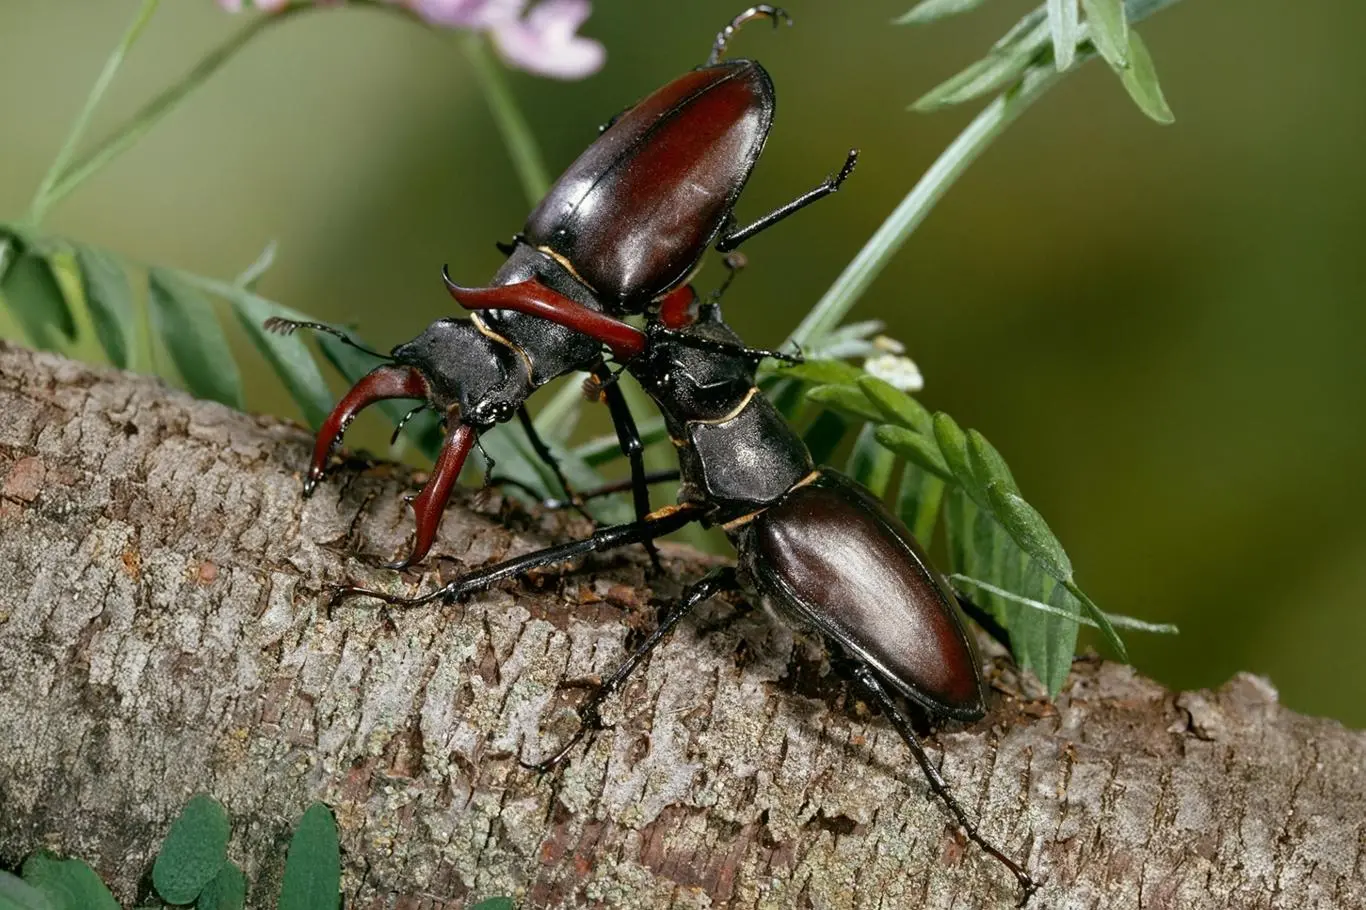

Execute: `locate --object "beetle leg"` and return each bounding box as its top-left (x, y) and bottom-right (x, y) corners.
top-left (521, 567), bottom-right (739, 775)
top-left (654, 327), bottom-right (802, 366)
top-left (716, 148), bottom-right (860, 253)
top-left (595, 363), bottom-right (663, 572)
top-left (849, 663), bottom-right (1039, 906)
top-left (952, 592), bottom-right (1016, 653)
top-left (708, 5), bottom-right (791, 66)
top-left (329, 504), bottom-right (703, 610)
top-left (512, 406), bottom-right (595, 522)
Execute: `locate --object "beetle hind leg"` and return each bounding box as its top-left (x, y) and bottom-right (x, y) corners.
top-left (850, 663), bottom-right (1039, 906)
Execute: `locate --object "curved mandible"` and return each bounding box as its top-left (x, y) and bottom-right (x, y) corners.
top-left (708, 5), bottom-right (791, 66)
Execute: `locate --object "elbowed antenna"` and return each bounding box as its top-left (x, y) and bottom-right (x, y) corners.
top-left (307, 364), bottom-right (428, 496)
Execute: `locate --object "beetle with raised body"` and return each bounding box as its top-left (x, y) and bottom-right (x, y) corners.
top-left (270, 5), bottom-right (856, 568)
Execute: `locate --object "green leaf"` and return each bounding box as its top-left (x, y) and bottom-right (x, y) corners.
top-left (857, 375), bottom-right (932, 434)
top-left (1047, 0), bottom-right (1080, 70)
top-left (279, 803), bottom-right (340, 910)
top-left (950, 574), bottom-right (1179, 633)
top-left (896, 462), bottom-right (945, 546)
top-left (153, 794), bottom-right (231, 905)
top-left (931, 412), bottom-right (983, 500)
top-left (806, 383), bottom-right (883, 424)
top-left (21, 854), bottom-right (118, 910)
top-left (72, 245), bottom-right (136, 368)
top-left (1080, 0), bottom-right (1128, 68)
top-left (0, 869), bottom-right (55, 910)
top-left (983, 484), bottom-right (1072, 579)
top-left (147, 269), bottom-right (243, 408)
top-left (575, 417), bottom-right (669, 467)
top-left (966, 428), bottom-right (1018, 495)
top-left (1064, 578), bottom-right (1129, 660)
top-left (772, 359), bottom-right (865, 386)
top-left (803, 410), bottom-right (850, 466)
top-left (196, 861), bottom-right (246, 910)
top-left (1117, 29), bottom-right (1173, 123)
top-left (846, 424), bottom-right (895, 496)
top-left (470, 899), bottom-right (516, 910)
top-left (223, 290), bottom-right (333, 429)
top-left (874, 425), bottom-right (951, 480)
top-left (234, 241), bottom-right (277, 291)
top-left (894, 0), bottom-right (988, 26)
top-left (1, 238), bottom-right (75, 350)
top-left (912, 9), bottom-right (1050, 111)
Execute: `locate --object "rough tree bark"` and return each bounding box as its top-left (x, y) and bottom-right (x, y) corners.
top-left (0, 341), bottom-right (1361, 910)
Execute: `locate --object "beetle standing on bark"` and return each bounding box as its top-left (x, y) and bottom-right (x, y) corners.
top-left (334, 285), bottom-right (1041, 904)
top-left (270, 5), bottom-right (856, 568)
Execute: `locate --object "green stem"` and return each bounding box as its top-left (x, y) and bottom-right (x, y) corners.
top-left (461, 33), bottom-right (551, 205)
top-left (37, 5), bottom-right (319, 216)
top-left (787, 67), bottom-right (1059, 349)
top-left (26, 0), bottom-right (163, 225)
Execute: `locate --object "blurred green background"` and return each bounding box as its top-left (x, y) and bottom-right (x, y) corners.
top-left (3, 1), bottom-right (1363, 726)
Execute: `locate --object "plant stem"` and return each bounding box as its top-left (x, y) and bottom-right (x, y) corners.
top-left (26, 0), bottom-right (163, 225)
top-left (461, 33), bottom-right (552, 205)
top-left (787, 0), bottom-right (1188, 348)
top-left (787, 67), bottom-right (1058, 349)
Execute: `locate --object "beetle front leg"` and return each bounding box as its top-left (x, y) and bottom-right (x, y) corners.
top-left (716, 148), bottom-right (859, 253)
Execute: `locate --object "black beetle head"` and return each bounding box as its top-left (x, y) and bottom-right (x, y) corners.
top-left (390, 317), bottom-right (526, 427)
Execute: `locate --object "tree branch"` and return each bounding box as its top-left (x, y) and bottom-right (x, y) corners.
top-left (0, 341), bottom-right (1361, 909)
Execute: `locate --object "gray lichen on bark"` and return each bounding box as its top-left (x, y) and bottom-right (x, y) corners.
top-left (0, 341), bottom-right (1362, 909)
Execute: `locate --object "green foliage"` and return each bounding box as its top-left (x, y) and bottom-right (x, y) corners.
top-left (894, 0), bottom-right (989, 25)
top-left (279, 803), bottom-right (341, 910)
top-left (0, 870), bottom-right (55, 910)
top-left (19, 854), bottom-right (118, 910)
top-left (73, 244), bottom-right (136, 368)
top-left (0, 232), bottom-right (74, 351)
top-left (152, 793), bottom-right (232, 905)
top-left (906, 0), bottom-right (1179, 123)
top-left (195, 863), bottom-right (247, 910)
top-left (148, 269), bottom-right (244, 410)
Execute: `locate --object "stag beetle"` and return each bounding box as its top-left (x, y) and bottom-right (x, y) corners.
top-left (335, 283), bottom-right (1040, 904)
top-left (271, 5), bottom-right (856, 567)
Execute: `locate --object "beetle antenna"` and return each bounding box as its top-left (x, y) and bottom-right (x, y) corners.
top-left (708, 5), bottom-right (791, 66)
top-left (263, 317), bottom-right (392, 361)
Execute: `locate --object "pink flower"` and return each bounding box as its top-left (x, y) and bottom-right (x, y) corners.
top-left (215, 0), bottom-right (604, 79)
top-left (216, 0), bottom-right (290, 10)
top-left (488, 0), bottom-right (604, 80)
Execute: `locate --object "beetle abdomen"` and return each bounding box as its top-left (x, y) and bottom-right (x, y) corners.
top-left (743, 470), bottom-right (986, 719)
top-left (525, 60), bottom-right (774, 306)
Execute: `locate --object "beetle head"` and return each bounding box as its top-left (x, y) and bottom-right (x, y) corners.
top-left (307, 317), bottom-right (528, 567)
